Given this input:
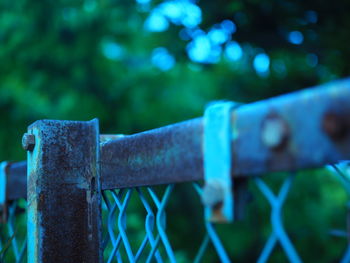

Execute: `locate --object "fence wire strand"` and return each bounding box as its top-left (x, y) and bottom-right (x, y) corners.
top-left (329, 163), bottom-right (350, 263)
top-left (102, 183), bottom-right (232, 262)
top-left (1, 164), bottom-right (350, 262)
top-left (101, 166), bottom-right (350, 263)
top-left (255, 174), bottom-right (301, 263)
top-left (0, 200), bottom-right (27, 263)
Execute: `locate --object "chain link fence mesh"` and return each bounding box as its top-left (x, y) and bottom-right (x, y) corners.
top-left (0, 199), bottom-right (27, 263)
top-left (1, 165), bottom-right (350, 262)
top-left (101, 164), bottom-right (350, 262)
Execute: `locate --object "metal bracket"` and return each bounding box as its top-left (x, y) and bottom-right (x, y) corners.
top-left (202, 101), bottom-right (238, 222)
top-left (0, 161), bottom-right (8, 223)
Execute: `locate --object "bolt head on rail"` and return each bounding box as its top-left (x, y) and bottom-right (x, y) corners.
top-left (22, 133), bottom-right (35, 151)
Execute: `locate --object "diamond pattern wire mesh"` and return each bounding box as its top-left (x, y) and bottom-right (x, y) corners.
top-left (101, 166), bottom-right (350, 263)
top-left (101, 180), bottom-right (297, 262)
top-left (0, 165), bottom-right (349, 262)
top-left (101, 178), bottom-right (298, 262)
top-left (328, 163), bottom-right (350, 263)
top-left (101, 184), bottom-right (231, 263)
top-left (0, 199), bottom-right (27, 263)
top-left (254, 174), bottom-right (301, 263)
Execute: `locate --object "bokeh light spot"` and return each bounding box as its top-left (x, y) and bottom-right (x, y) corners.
top-left (208, 28), bottom-right (228, 45)
top-left (288, 31), bottom-right (304, 45)
top-left (221, 20), bottom-right (236, 34)
top-left (186, 35), bottom-right (211, 63)
top-left (101, 41), bottom-right (124, 60)
top-left (151, 47), bottom-right (175, 71)
top-left (145, 0), bottom-right (201, 32)
top-left (225, 41), bottom-right (243, 61)
top-left (144, 11), bottom-right (169, 32)
top-left (253, 53), bottom-right (270, 76)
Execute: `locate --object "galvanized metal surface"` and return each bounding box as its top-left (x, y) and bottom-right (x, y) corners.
top-left (27, 119), bottom-right (102, 263)
top-left (101, 78), bottom-right (350, 189)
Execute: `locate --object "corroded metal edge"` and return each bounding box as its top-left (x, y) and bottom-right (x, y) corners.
top-left (27, 119), bottom-right (102, 263)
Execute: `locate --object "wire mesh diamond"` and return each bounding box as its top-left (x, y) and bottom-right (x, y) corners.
top-left (0, 199), bottom-right (27, 263)
top-left (101, 183), bottom-right (232, 263)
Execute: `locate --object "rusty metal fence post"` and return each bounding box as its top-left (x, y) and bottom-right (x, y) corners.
top-left (26, 119), bottom-right (102, 263)
top-left (0, 78), bottom-right (349, 262)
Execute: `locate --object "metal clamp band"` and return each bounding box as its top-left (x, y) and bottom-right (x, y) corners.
top-left (202, 101), bottom-right (238, 222)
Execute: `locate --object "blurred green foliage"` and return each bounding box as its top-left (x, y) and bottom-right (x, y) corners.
top-left (2, 0), bottom-right (350, 161)
top-left (1, 0), bottom-right (350, 261)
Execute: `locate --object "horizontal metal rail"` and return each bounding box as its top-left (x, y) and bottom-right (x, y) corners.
top-left (101, 78), bottom-right (350, 189)
top-left (3, 78), bottom-right (350, 196)
top-left (4, 161), bottom-right (26, 201)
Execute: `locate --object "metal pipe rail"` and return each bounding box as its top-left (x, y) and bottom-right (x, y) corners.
top-left (101, 78), bottom-right (350, 188)
top-left (3, 78), bottom-right (350, 197)
top-left (1, 77), bottom-right (350, 263)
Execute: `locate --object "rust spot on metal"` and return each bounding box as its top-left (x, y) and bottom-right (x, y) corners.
top-left (322, 112), bottom-right (348, 140)
top-left (211, 203), bottom-right (229, 223)
top-left (38, 193), bottom-right (45, 210)
top-left (201, 181), bottom-right (224, 208)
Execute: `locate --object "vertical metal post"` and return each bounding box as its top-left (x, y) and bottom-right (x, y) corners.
top-left (27, 119), bottom-right (102, 263)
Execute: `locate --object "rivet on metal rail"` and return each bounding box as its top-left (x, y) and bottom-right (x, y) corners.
top-left (202, 101), bottom-right (238, 223)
